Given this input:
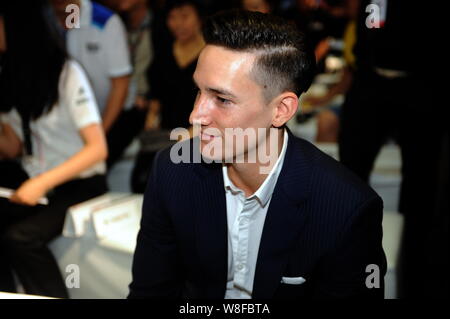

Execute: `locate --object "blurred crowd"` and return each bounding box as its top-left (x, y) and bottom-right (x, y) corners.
top-left (0, 0), bottom-right (447, 299)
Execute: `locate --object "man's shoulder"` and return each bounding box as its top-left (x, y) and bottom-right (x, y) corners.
top-left (153, 138), bottom-right (204, 177)
top-left (286, 135), bottom-right (380, 204)
top-left (154, 135), bottom-right (381, 204)
top-left (149, 138), bottom-right (223, 199)
top-left (90, 1), bottom-right (115, 30)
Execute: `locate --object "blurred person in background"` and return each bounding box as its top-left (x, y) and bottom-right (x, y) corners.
top-left (243, 0), bottom-right (357, 143)
top-left (101, 0), bottom-right (154, 168)
top-left (129, 0), bottom-right (205, 193)
top-left (281, 0), bottom-right (354, 64)
top-left (145, 0), bottom-right (205, 131)
top-left (301, 0), bottom-right (359, 142)
top-left (338, 0), bottom-right (443, 298)
top-left (0, 1), bottom-right (107, 298)
top-left (48, 0), bottom-right (132, 169)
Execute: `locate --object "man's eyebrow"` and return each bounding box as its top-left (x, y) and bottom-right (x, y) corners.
top-left (192, 76), bottom-right (236, 98)
top-left (206, 87), bottom-right (236, 98)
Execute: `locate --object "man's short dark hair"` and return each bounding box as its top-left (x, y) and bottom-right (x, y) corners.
top-left (202, 9), bottom-right (316, 101)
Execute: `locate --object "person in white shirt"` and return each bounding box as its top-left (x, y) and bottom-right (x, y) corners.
top-left (0, 2), bottom-right (107, 298)
top-left (48, 0), bottom-right (132, 167)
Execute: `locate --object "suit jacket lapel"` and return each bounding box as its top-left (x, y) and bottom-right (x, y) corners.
top-left (190, 130), bottom-right (314, 299)
top-left (252, 130), bottom-right (313, 298)
top-left (193, 161), bottom-right (228, 298)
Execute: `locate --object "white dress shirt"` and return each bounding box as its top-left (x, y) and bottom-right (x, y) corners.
top-left (223, 129), bottom-right (288, 299)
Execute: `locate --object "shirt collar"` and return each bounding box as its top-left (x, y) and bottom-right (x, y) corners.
top-left (222, 129), bottom-right (289, 207)
top-left (79, 0), bottom-right (92, 28)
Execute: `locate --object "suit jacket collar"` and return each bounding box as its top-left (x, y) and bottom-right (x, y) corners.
top-left (252, 128), bottom-right (313, 298)
top-left (192, 152), bottom-right (227, 298)
top-left (191, 128), bottom-right (313, 298)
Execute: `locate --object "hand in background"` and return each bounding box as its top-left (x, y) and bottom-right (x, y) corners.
top-left (144, 99), bottom-right (161, 131)
top-left (134, 96), bottom-right (149, 110)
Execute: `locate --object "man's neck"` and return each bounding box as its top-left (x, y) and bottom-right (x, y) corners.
top-left (226, 128), bottom-right (284, 198)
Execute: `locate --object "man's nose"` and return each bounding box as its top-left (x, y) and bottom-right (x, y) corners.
top-left (189, 93), bottom-right (211, 126)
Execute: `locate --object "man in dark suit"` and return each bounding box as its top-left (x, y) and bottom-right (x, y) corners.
top-left (129, 9), bottom-right (386, 299)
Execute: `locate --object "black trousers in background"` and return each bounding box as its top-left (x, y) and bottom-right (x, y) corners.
top-left (0, 162), bottom-right (107, 298)
top-left (106, 106), bottom-right (147, 170)
top-left (338, 71), bottom-right (445, 298)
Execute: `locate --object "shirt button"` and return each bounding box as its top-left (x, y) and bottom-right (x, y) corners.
top-left (237, 264), bottom-right (244, 271)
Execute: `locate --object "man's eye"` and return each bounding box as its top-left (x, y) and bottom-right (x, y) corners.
top-left (216, 96), bottom-right (230, 104)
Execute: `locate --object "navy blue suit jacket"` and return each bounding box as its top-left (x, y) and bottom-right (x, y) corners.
top-left (129, 130), bottom-right (387, 299)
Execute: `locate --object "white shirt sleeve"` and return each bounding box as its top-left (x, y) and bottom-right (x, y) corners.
top-left (63, 60), bottom-right (102, 129)
top-left (102, 14), bottom-right (132, 78)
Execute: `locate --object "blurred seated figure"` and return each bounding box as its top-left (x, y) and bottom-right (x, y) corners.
top-left (301, 17), bottom-right (357, 142)
top-left (48, 0), bottom-right (132, 169)
top-left (130, 0), bottom-right (205, 193)
top-left (0, 1), bottom-right (107, 298)
top-left (145, 0), bottom-right (205, 131)
top-left (281, 0), bottom-right (355, 64)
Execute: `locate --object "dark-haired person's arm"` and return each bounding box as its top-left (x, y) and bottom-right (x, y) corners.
top-left (102, 75), bottom-right (130, 133)
top-left (128, 151), bottom-right (184, 298)
top-left (10, 123), bottom-right (107, 206)
top-left (101, 13), bottom-right (132, 133)
top-left (144, 99), bottom-right (161, 130)
top-left (313, 195), bottom-right (387, 299)
top-left (0, 122), bottom-right (22, 159)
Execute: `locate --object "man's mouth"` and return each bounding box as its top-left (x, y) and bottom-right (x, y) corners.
top-left (200, 132), bottom-right (217, 141)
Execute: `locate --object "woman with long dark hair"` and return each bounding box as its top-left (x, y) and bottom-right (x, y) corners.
top-left (0, 1), bottom-right (108, 298)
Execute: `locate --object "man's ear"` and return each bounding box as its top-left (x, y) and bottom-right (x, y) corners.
top-left (271, 92), bottom-right (299, 128)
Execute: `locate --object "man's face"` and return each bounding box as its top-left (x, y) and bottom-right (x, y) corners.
top-left (189, 45), bottom-right (276, 162)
